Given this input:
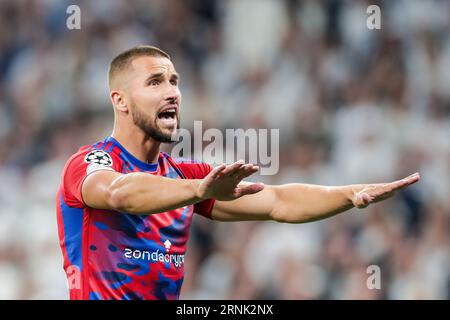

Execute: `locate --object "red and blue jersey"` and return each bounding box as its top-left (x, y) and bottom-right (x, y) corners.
top-left (56, 136), bottom-right (215, 300)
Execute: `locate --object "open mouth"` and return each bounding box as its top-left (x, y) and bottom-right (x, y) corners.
top-left (157, 108), bottom-right (177, 120)
top-left (157, 106), bottom-right (178, 129)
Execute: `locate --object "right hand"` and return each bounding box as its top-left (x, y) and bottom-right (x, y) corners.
top-left (197, 160), bottom-right (265, 201)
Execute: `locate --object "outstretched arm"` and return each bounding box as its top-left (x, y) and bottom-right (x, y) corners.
top-left (82, 160), bottom-right (263, 215)
top-left (211, 173), bottom-right (420, 222)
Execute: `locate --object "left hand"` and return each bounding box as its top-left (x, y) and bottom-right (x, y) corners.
top-left (197, 160), bottom-right (264, 201)
top-left (352, 172), bottom-right (420, 208)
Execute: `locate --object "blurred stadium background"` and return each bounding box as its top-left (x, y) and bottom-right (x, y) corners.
top-left (0, 0), bottom-right (449, 299)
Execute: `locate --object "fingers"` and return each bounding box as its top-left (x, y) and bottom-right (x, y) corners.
top-left (355, 172), bottom-right (420, 208)
top-left (388, 172), bottom-right (420, 192)
top-left (218, 160), bottom-right (260, 181)
top-left (207, 164), bottom-right (226, 181)
top-left (235, 164), bottom-right (260, 181)
top-left (207, 161), bottom-right (246, 182)
top-left (220, 160), bottom-right (245, 177)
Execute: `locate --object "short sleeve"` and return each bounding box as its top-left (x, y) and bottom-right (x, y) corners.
top-left (175, 161), bottom-right (216, 219)
top-left (61, 149), bottom-right (119, 207)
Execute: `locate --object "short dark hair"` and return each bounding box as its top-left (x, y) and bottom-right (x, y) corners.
top-left (108, 45), bottom-right (171, 89)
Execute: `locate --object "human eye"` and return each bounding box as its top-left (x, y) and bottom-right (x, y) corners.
top-left (148, 79), bottom-right (160, 86)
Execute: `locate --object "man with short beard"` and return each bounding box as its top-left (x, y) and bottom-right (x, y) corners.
top-left (56, 45), bottom-right (419, 300)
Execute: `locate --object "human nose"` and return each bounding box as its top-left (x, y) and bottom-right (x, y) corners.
top-left (164, 85), bottom-right (181, 104)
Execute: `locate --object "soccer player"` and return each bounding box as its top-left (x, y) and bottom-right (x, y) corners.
top-left (56, 45), bottom-right (420, 300)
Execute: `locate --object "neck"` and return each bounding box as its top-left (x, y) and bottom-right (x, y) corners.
top-left (111, 122), bottom-right (161, 164)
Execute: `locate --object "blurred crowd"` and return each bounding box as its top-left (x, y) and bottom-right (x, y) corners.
top-left (0, 0), bottom-right (448, 299)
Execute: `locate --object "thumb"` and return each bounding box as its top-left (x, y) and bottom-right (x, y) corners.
top-left (235, 183), bottom-right (265, 198)
top-left (354, 192), bottom-right (373, 208)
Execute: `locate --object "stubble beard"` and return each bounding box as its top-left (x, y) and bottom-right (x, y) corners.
top-left (131, 102), bottom-right (180, 143)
